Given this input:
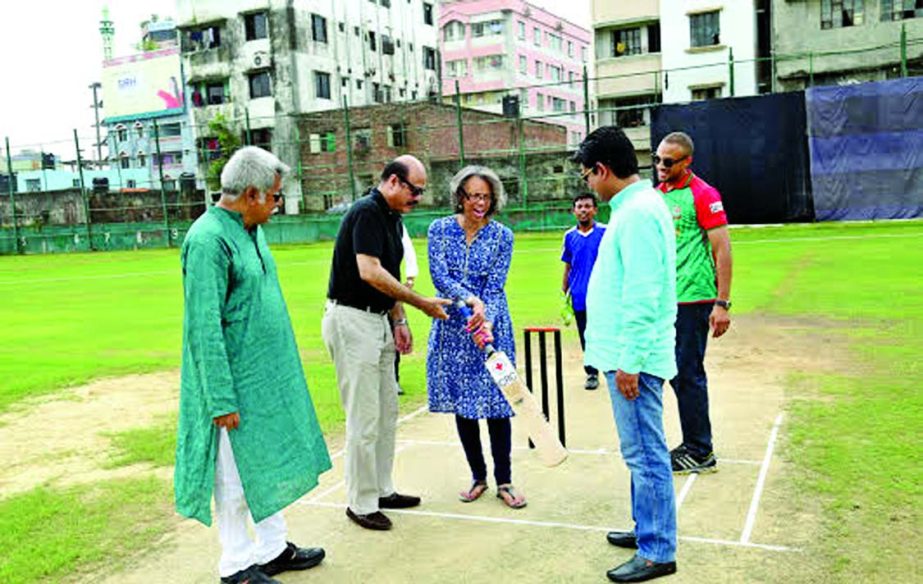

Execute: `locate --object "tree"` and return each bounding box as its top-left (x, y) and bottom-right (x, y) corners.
top-left (205, 112), bottom-right (242, 192)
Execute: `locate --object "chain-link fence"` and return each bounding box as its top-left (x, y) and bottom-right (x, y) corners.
top-left (2, 31), bottom-right (922, 254)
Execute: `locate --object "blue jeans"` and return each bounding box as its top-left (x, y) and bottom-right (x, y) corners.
top-left (605, 371), bottom-right (677, 563)
top-left (670, 303), bottom-right (713, 458)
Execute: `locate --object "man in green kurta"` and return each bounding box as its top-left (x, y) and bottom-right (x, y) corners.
top-left (175, 147), bottom-right (332, 584)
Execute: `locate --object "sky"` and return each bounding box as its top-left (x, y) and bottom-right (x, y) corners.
top-left (0, 0), bottom-right (591, 158)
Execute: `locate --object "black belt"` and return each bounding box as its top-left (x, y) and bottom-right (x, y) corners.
top-left (328, 298), bottom-right (389, 315)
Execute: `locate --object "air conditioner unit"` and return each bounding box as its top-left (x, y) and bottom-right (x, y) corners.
top-left (252, 51), bottom-right (271, 69)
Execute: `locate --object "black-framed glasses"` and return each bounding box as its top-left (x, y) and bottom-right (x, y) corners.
top-left (464, 192), bottom-right (492, 203)
top-left (579, 165), bottom-right (596, 183)
top-left (398, 176), bottom-right (426, 197)
top-left (652, 155), bottom-right (688, 168)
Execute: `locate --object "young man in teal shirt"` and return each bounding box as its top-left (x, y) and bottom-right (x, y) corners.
top-left (575, 126), bottom-right (678, 583)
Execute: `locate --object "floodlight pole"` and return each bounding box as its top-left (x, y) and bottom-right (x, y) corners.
top-left (89, 82), bottom-right (103, 167)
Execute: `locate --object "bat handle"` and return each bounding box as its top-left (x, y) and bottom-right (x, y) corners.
top-left (454, 299), bottom-right (495, 354)
top-left (454, 299), bottom-right (473, 319)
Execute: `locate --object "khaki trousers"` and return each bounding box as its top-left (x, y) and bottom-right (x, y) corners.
top-left (321, 301), bottom-right (399, 515)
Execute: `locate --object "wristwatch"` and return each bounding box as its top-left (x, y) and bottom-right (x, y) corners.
top-left (715, 299), bottom-right (732, 310)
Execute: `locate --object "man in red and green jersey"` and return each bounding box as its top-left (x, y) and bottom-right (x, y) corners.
top-left (655, 131), bottom-right (733, 475)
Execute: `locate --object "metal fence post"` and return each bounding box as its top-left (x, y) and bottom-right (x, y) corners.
top-left (517, 108), bottom-right (528, 207)
top-left (73, 129), bottom-right (94, 251)
top-left (583, 64), bottom-right (591, 134)
top-left (245, 110), bottom-right (253, 146)
top-left (809, 52), bottom-right (814, 87)
top-left (728, 47), bottom-right (735, 97)
top-left (4, 137), bottom-right (21, 254)
top-left (152, 121), bottom-right (172, 247)
top-left (342, 95), bottom-right (357, 202)
top-left (454, 79), bottom-right (466, 167)
top-left (901, 23), bottom-right (908, 78)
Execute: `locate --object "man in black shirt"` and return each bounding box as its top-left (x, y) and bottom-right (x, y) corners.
top-left (322, 155), bottom-right (449, 531)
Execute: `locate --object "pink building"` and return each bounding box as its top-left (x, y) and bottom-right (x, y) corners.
top-left (439, 0), bottom-right (591, 145)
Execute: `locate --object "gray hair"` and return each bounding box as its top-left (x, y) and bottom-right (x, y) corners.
top-left (662, 131), bottom-right (694, 156)
top-left (449, 165), bottom-right (507, 215)
top-left (220, 146), bottom-right (290, 201)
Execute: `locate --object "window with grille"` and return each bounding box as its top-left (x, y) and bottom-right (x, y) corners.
top-left (882, 0), bottom-right (923, 20)
top-left (613, 28), bottom-right (641, 57)
top-left (690, 11), bottom-right (720, 47)
top-left (245, 12), bottom-right (268, 41)
top-left (315, 71), bottom-right (331, 99)
top-left (249, 71), bottom-right (271, 99)
top-left (311, 14), bottom-right (328, 43)
top-left (691, 86), bottom-right (722, 101)
top-left (821, 0), bottom-right (865, 29)
top-left (423, 47), bottom-right (437, 70)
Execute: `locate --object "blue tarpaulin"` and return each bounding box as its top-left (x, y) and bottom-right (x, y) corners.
top-left (806, 78), bottom-right (923, 221)
top-left (651, 92), bottom-right (813, 224)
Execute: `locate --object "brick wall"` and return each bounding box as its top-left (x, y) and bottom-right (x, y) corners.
top-left (297, 101), bottom-right (573, 212)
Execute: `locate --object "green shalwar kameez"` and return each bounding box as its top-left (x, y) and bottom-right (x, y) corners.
top-left (174, 206), bottom-right (331, 526)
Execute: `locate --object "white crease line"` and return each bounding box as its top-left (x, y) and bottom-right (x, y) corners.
top-left (397, 405), bottom-right (428, 425)
top-left (675, 473), bottom-right (698, 511)
top-left (397, 439), bottom-right (760, 464)
top-left (741, 413), bottom-right (784, 544)
top-left (301, 500), bottom-right (799, 553)
top-left (308, 480), bottom-right (345, 503)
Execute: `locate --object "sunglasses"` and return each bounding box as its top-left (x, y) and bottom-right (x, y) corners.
top-left (399, 176), bottom-right (426, 197)
top-left (652, 155), bottom-right (688, 168)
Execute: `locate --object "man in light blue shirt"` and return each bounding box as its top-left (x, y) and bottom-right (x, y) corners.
top-left (574, 126), bottom-right (678, 583)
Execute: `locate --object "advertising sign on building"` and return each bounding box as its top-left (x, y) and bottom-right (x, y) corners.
top-left (101, 48), bottom-right (184, 122)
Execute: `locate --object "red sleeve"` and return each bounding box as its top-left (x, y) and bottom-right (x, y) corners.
top-left (691, 179), bottom-right (728, 230)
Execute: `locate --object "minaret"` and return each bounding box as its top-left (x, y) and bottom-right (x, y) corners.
top-left (100, 5), bottom-right (115, 61)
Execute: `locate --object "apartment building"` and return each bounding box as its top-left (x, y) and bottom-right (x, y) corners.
top-left (439, 0), bottom-right (591, 145)
top-left (176, 0), bottom-right (440, 211)
top-left (593, 1), bottom-right (768, 156)
top-left (773, 0), bottom-right (923, 91)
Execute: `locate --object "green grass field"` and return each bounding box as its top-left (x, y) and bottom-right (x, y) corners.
top-left (1, 220), bottom-right (922, 581)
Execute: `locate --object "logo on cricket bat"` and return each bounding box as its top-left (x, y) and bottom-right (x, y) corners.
top-left (487, 352), bottom-right (518, 388)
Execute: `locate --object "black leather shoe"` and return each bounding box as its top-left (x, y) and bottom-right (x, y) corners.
top-left (607, 554), bottom-right (677, 582)
top-left (379, 492), bottom-right (421, 509)
top-left (346, 507), bottom-right (393, 530)
top-left (220, 565), bottom-right (280, 584)
top-left (606, 530), bottom-right (638, 549)
top-left (258, 541), bottom-right (325, 576)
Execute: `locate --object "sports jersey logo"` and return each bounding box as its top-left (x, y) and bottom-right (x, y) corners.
top-left (672, 205), bottom-right (682, 220)
top-left (709, 201), bottom-right (724, 214)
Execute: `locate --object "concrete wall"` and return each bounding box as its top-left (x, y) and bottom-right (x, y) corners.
top-left (593, 0), bottom-right (658, 26)
top-left (660, 0), bottom-right (758, 102)
top-left (0, 187), bottom-right (206, 229)
top-left (773, 0), bottom-right (923, 91)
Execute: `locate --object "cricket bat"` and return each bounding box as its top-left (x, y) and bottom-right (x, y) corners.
top-left (456, 301), bottom-right (568, 467)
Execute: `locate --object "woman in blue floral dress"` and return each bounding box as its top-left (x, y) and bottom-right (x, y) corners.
top-left (426, 165), bottom-right (526, 509)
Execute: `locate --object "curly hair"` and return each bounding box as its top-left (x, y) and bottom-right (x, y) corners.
top-left (449, 165), bottom-right (507, 216)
